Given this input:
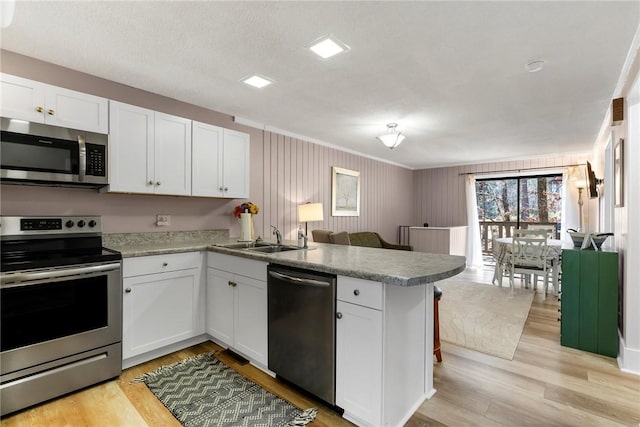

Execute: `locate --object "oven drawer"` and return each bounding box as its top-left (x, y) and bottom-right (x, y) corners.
top-left (123, 252), bottom-right (203, 278)
top-left (0, 343), bottom-right (121, 416)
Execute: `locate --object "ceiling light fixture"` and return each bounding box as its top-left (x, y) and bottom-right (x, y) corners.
top-left (309, 35), bottom-right (350, 59)
top-left (376, 123), bottom-right (406, 149)
top-left (242, 74), bottom-right (274, 88)
top-left (525, 59), bottom-right (545, 73)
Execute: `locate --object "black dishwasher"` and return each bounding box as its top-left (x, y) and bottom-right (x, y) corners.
top-left (267, 264), bottom-right (337, 405)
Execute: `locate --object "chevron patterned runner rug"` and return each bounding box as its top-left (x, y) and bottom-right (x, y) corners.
top-left (133, 352), bottom-right (317, 427)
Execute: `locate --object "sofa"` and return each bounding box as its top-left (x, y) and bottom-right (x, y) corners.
top-left (311, 229), bottom-right (412, 251)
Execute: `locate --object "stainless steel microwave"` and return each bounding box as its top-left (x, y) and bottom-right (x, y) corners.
top-left (0, 118), bottom-right (108, 187)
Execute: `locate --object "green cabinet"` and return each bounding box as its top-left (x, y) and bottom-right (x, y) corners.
top-left (560, 249), bottom-right (618, 357)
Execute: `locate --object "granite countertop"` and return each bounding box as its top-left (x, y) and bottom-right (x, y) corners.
top-left (105, 231), bottom-right (466, 286)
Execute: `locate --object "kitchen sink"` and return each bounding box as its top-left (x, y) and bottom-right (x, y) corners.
top-left (246, 245), bottom-right (302, 253)
top-left (215, 241), bottom-right (304, 253)
top-left (216, 241), bottom-right (275, 249)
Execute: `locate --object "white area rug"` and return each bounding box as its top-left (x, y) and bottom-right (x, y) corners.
top-left (437, 280), bottom-right (534, 360)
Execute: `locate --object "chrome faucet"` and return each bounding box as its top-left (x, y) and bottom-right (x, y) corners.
top-left (271, 225), bottom-right (282, 245)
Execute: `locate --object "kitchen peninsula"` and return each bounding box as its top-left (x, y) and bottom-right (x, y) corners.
top-left (107, 233), bottom-right (466, 427)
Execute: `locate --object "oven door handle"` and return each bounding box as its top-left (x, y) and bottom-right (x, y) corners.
top-left (1, 263), bottom-right (121, 288)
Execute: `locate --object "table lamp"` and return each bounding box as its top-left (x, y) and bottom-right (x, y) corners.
top-left (298, 202), bottom-right (324, 235)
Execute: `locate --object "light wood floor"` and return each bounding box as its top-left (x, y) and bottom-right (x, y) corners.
top-left (2, 268), bottom-right (639, 427)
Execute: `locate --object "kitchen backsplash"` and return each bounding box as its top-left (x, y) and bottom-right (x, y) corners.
top-left (103, 229), bottom-right (229, 247)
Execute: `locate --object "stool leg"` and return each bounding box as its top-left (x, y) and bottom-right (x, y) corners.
top-left (434, 295), bottom-right (442, 362)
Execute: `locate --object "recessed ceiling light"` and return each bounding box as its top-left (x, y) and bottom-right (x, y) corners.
top-left (242, 74), bottom-right (274, 88)
top-left (525, 60), bottom-right (545, 73)
top-left (309, 35), bottom-right (350, 59)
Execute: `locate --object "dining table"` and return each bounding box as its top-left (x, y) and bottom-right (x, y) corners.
top-left (493, 237), bottom-right (571, 293)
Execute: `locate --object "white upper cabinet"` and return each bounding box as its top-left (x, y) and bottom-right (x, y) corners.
top-left (192, 121), bottom-right (250, 198)
top-left (222, 128), bottom-right (250, 199)
top-left (154, 112), bottom-right (192, 196)
top-left (109, 101), bottom-right (154, 194)
top-left (192, 121), bottom-right (223, 197)
top-left (0, 73), bottom-right (108, 133)
top-left (109, 100), bottom-right (191, 196)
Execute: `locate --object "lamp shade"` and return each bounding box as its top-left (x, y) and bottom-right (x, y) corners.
top-left (376, 123), bottom-right (406, 149)
top-left (377, 132), bottom-right (406, 148)
top-left (298, 202), bottom-right (324, 223)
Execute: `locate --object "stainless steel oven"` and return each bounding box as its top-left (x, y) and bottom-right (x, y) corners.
top-left (0, 216), bottom-right (122, 416)
top-left (0, 118), bottom-right (108, 187)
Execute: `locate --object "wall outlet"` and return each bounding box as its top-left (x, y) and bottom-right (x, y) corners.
top-left (156, 214), bottom-right (170, 227)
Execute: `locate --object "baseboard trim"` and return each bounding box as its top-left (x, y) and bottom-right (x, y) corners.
top-left (122, 335), bottom-right (208, 369)
top-left (618, 334), bottom-right (640, 376)
top-left (396, 393), bottom-right (430, 427)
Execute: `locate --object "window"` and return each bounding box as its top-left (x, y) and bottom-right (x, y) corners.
top-left (476, 174), bottom-right (563, 253)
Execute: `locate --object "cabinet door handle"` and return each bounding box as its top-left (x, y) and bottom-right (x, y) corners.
top-left (156, 181), bottom-right (161, 186)
top-left (35, 106), bottom-right (44, 113)
top-left (353, 289), bottom-right (360, 296)
top-left (228, 281), bottom-right (237, 287)
top-left (125, 288), bottom-right (132, 293)
top-left (336, 312), bottom-right (343, 319)
top-left (224, 187), bottom-right (228, 192)
top-left (162, 262), bottom-right (168, 267)
top-left (219, 187), bottom-right (224, 191)
top-left (148, 180), bottom-right (154, 186)
top-left (47, 109), bottom-right (55, 116)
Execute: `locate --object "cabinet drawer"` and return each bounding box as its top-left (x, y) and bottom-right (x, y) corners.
top-left (337, 276), bottom-right (383, 310)
top-left (207, 253), bottom-right (267, 281)
top-left (124, 252), bottom-right (202, 277)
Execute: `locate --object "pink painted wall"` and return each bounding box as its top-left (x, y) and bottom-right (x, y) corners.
top-left (0, 50), bottom-right (414, 242)
top-left (412, 154), bottom-right (589, 228)
top-left (254, 131), bottom-right (414, 242)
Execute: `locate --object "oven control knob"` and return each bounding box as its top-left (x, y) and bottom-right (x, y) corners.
top-left (65, 220), bottom-right (75, 228)
top-left (77, 220), bottom-right (86, 228)
top-left (88, 220), bottom-right (97, 228)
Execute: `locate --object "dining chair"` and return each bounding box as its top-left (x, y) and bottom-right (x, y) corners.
top-left (491, 226), bottom-right (507, 286)
top-left (515, 228), bottom-right (560, 292)
top-left (526, 224), bottom-right (556, 239)
top-left (509, 235), bottom-right (553, 299)
top-left (511, 229), bottom-right (545, 287)
top-left (514, 228), bottom-right (548, 237)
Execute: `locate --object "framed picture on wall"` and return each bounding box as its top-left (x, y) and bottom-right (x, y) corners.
top-left (331, 166), bottom-right (360, 216)
top-left (615, 138), bottom-right (624, 207)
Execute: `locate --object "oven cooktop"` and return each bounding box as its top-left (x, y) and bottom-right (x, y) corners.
top-left (0, 216), bottom-right (122, 273)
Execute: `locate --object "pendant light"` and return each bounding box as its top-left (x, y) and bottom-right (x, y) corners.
top-left (376, 123), bottom-right (405, 149)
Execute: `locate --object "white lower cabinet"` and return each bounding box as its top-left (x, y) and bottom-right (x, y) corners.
top-left (206, 253), bottom-right (268, 367)
top-left (336, 276), bottom-right (430, 427)
top-left (119, 250), bottom-right (431, 427)
top-left (122, 253), bottom-right (205, 363)
top-left (336, 299), bottom-right (383, 426)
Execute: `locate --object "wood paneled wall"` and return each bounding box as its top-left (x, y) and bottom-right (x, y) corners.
top-left (252, 131), bottom-right (415, 243)
top-left (412, 154), bottom-right (589, 228)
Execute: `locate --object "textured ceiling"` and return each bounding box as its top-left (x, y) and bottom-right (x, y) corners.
top-left (1, 1), bottom-right (638, 169)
